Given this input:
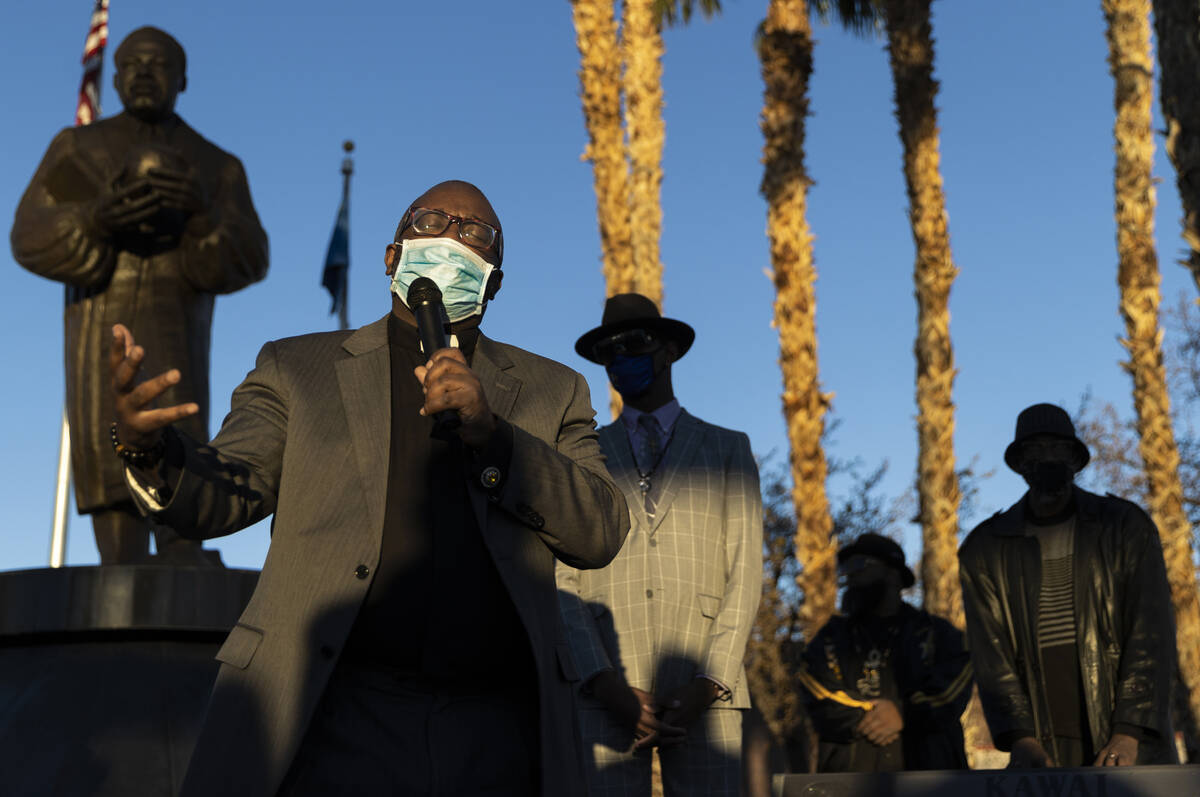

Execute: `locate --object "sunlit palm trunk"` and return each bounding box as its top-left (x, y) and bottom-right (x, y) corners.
top-left (1105, 0), bottom-right (1200, 735)
top-left (882, 0), bottom-right (991, 765)
top-left (759, 0), bottom-right (836, 641)
top-left (883, 0), bottom-right (962, 629)
top-left (622, 0), bottom-right (666, 307)
top-left (571, 0), bottom-right (635, 296)
top-left (1152, 0), bottom-right (1200, 292)
top-left (571, 0), bottom-right (634, 418)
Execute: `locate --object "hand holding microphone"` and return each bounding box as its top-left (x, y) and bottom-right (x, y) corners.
top-left (408, 278), bottom-right (494, 447)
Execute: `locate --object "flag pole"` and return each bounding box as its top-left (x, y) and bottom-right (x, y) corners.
top-left (52, 0), bottom-right (110, 567)
top-left (338, 140), bottom-right (354, 331)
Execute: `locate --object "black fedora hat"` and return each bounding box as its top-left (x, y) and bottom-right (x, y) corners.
top-left (575, 293), bottom-right (695, 364)
top-left (838, 533), bottom-right (915, 588)
top-left (1003, 402), bottom-right (1091, 473)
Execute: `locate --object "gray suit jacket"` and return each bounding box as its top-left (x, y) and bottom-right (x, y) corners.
top-left (136, 314), bottom-right (628, 797)
top-left (557, 411), bottom-right (762, 709)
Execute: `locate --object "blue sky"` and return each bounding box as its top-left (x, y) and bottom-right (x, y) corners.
top-left (3, 1), bottom-right (1193, 570)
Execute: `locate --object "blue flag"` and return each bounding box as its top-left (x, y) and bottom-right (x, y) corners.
top-left (322, 194), bottom-right (349, 319)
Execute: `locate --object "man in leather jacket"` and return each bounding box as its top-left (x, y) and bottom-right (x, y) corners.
top-left (959, 403), bottom-right (1177, 767)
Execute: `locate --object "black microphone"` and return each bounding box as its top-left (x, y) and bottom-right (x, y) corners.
top-left (407, 277), bottom-right (462, 439)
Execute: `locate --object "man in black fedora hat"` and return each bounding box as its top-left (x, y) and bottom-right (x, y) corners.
top-left (798, 533), bottom-right (972, 772)
top-left (960, 403), bottom-right (1177, 768)
top-left (557, 293), bottom-right (762, 795)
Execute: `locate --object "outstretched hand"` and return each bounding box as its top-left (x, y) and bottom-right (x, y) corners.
top-left (110, 323), bottom-right (198, 451)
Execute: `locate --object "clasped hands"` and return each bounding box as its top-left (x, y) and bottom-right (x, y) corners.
top-left (591, 670), bottom-right (721, 750)
top-left (857, 699), bottom-right (903, 747)
top-left (90, 164), bottom-right (208, 237)
top-left (111, 326), bottom-right (493, 454)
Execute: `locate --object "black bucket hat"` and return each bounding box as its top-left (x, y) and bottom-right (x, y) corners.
top-left (575, 293), bottom-right (695, 364)
top-left (1003, 403), bottom-right (1090, 473)
top-left (837, 533), bottom-right (915, 588)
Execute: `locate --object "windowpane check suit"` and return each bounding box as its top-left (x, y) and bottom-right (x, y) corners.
top-left (557, 410), bottom-right (763, 795)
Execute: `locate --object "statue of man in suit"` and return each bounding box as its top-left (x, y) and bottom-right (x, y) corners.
top-left (11, 26), bottom-right (268, 564)
top-left (108, 180), bottom-right (629, 796)
top-left (559, 293), bottom-right (764, 796)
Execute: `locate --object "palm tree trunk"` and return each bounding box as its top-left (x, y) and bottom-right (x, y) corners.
top-left (882, 0), bottom-right (992, 765)
top-left (758, 0), bottom-right (836, 642)
top-left (622, 0), bottom-right (666, 307)
top-left (882, 0), bottom-right (962, 630)
top-left (571, 0), bottom-right (636, 298)
top-left (571, 0), bottom-right (635, 419)
top-left (1152, 0), bottom-right (1200, 293)
top-left (1105, 0), bottom-right (1200, 737)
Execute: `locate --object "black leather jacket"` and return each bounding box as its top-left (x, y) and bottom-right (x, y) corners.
top-left (959, 487), bottom-right (1177, 764)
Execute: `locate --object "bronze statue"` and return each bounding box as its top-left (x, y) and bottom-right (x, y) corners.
top-left (10, 26), bottom-right (269, 565)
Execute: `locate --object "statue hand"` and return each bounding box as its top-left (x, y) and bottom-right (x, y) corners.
top-left (89, 179), bottom-right (162, 236)
top-left (110, 323), bottom-right (199, 451)
top-left (146, 165), bottom-right (208, 216)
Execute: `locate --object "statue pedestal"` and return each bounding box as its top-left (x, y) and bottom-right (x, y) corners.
top-left (0, 566), bottom-right (257, 796)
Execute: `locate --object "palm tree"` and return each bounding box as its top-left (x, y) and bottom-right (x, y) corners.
top-left (880, 0), bottom-right (963, 631)
top-left (572, 0), bottom-right (720, 419)
top-left (1104, 0), bottom-right (1200, 739)
top-left (817, 0), bottom-right (987, 763)
top-left (815, 0), bottom-right (963, 628)
top-left (758, 0), bottom-right (836, 643)
top-left (1152, 0), bottom-right (1200, 293)
top-left (571, 0), bottom-right (636, 299)
top-left (622, 0), bottom-right (666, 307)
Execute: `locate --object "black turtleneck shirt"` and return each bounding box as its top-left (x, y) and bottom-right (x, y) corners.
top-left (341, 314), bottom-right (532, 690)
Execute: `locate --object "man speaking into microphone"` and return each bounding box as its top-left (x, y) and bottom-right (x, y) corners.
top-left (108, 180), bottom-right (629, 796)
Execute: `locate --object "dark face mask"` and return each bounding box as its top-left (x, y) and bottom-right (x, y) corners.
top-left (607, 354), bottom-right (656, 399)
top-left (1024, 461), bottom-right (1073, 493)
top-left (842, 581), bottom-right (889, 619)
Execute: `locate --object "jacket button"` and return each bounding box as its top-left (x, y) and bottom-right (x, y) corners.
top-left (320, 644), bottom-right (334, 660)
top-left (649, 539), bottom-right (657, 548)
top-left (354, 564), bottom-right (369, 579)
top-left (645, 589), bottom-right (654, 599)
top-left (480, 466), bottom-right (501, 489)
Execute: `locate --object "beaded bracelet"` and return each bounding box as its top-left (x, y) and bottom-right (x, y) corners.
top-left (109, 422), bottom-right (165, 469)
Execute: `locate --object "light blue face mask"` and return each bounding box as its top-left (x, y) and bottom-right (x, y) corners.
top-left (390, 237), bottom-right (496, 322)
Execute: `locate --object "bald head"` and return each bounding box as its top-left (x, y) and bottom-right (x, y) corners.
top-left (114, 27), bottom-right (187, 76)
top-left (113, 27), bottom-right (187, 122)
top-left (394, 180), bottom-right (503, 264)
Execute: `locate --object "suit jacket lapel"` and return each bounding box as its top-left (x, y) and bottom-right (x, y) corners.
top-left (599, 422), bottom-right (652, 532)
top-left (336, 315), bottom-right (391, 538)
top-left (467, 335), bottom-right (522, 546)
top-left (648, 410), bottom-right (705, 534)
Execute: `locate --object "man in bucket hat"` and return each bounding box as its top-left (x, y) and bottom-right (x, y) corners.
top-left (960, 403), bottom-right (1177, 767)
top-left (798, 533), bottom-right (972, 772)
top-left (557, 293), bottom-right (762, 795)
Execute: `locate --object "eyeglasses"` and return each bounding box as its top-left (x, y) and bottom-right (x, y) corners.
top-left (399, 207), bottom-right (502, 256)
top-left (593, 329), bottom-right (659, 364)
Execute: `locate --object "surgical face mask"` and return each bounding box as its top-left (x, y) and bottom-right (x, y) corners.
top-left (390, 237), bottom-right (495, 322)
top-left (607, 353), bottom-right (657, 399)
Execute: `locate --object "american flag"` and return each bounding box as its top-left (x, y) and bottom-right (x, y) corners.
top-left (74, 0), bottom-right (109, 126)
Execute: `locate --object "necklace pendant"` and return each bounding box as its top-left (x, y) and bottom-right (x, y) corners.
top-left (638, 476), bottom-right (651, 493)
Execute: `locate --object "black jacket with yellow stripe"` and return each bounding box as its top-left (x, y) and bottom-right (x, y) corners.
top-left (799, 602), bottom-right (972, 772)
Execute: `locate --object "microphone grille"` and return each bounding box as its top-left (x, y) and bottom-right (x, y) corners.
top-left (407, 277), bottom-right (442, 306)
